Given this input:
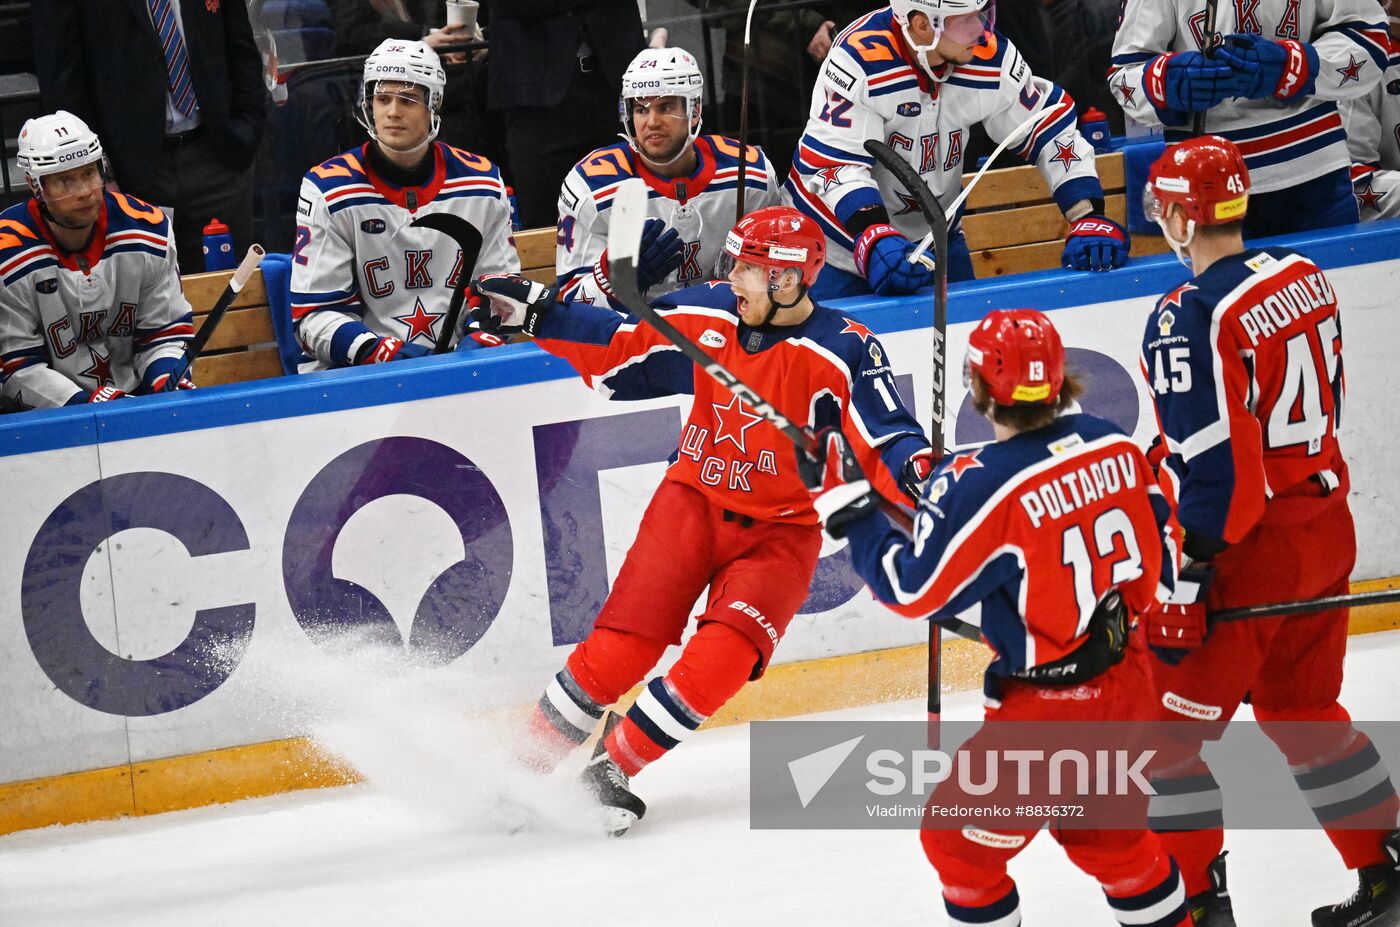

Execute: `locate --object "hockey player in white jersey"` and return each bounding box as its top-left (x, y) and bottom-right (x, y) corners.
top-left (1342, 0), bottom-right (1400, 219)
top-left (291, 39), bottom-right (517, 370)
top-left (1111, 0), bottom-right (1391, 237)
top-left (554, 47), bottom-right (785, 305)
top-left (788, 0), bottom-right (1129, 300)
top-left (0, 111), bottom-right (195, 410)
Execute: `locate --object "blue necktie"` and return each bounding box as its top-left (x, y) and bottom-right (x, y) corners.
top-left (147, 0), bottom-right (198, 119)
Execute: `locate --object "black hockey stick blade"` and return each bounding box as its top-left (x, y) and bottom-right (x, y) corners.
top-left (409, 211), bottom-right (484, 354)
top-left (167, 244), bottom-right (265, 391)
top-left (864, 140), bottom-right (948, 455)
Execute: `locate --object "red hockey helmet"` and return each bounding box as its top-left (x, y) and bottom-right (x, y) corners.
top-left (1145, 135), bottom-right (1250, 227)
top-left (722, 206), bottom-right (826, 287)
top-left (965, 308), bottom-right (1065, 406)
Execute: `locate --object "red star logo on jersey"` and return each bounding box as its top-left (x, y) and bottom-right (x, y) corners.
top-left (711, 394), bottom-right (764, 453)
top-left (395, 299), bottom-right (443, 344)
top-left (1115, 79), bottom-right (1136, 106)
top-left (1160, 282), bottom-right (1198, 311)
top-left (1355, 181), bottom-right (1384, 212)
top-left (841, 318), bottom-right (874, 342)
top-left (1050, 141), bottom-right (1081, 171)
top-left (80, 347), bottom-right (115, 387)
top-left (945, 448), bottom-right (984, 481)
top-left (1338, 56), bottom-right (1365, 85)
top-left (894, 191), bottom-right (921, 216)
top-left (816, 165), bottom-right (845, 192)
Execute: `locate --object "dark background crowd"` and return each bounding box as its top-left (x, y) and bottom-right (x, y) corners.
top-left (3, 0), bottom-right (1125, 264)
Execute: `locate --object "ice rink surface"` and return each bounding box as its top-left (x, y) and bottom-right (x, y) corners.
top-left (3, 630), bottom-right (1399, 927)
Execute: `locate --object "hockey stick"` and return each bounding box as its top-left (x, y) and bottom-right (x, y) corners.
top-left (865, 141), bottom-right (948, 743)
top-left (1212, 587), bottom-right (1400, 623)
top-left (1193, 0), bottom-right (1221, 137)
top-left (165, 244), bottom-right (265, 391)
top-left (408, 212), bottom-right (484, 354)
top-left (604, 179), bottom-right (984, 650)
top-left (735, 0), bottom-right (761, 222)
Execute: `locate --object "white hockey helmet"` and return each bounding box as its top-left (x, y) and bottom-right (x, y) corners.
top-left (17, 110), bottom-right (107, 195)
top-left (890, 0), bottom-right (995, 80)
top-left (356, 38), bottom-right (447, 154)
top-left (618, 47), bottom-right (704, 166)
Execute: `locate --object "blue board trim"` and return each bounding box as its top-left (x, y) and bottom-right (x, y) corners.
top-left (3, 220), bottom-right (1396, 458)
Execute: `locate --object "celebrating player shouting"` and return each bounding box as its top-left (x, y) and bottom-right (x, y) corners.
top-left (470, 207), bottom-right (933, 835)
top-left (1139, 136), bottom-right (1400, 926)
top-left (0, 111), bottom-right (195, 410)
top-left (291, 40), bottom-right (517, 370)
top-left (788, 0), bottom-right (1128, 300)
top-left (554, 47), bottom-right (787, 304)
top-left (801, 309), bottom-right (1189, 927)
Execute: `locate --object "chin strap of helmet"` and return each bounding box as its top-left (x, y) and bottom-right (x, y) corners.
top-left (760, 268), bottom-right (807, 324)
top-left (1156, 215), bottom-right (1197, 269)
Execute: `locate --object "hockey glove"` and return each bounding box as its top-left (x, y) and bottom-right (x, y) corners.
top-left (137, 357), bottom-right (196, 394)
top-left (355, 337), bottom-right (432, 364)
top-left (469, 274), bottom-right (557, 338)
top-left (796, 426), bottom-right (877, 540)
top-left (84, 385), bottom-right (127, 403)
top-left (1145, 564), bottom-right (1215, 665)
top-left (1217, 33), bottom-right (1317, 101)
top-left (1151, 51), bottom-right (1238, 113)
top-left (899, 445), bottom-right (941, 502)
top-left (589, 218), bottom-right (683, 297)
top-left (456, 329), bottom-right (507, 351)
top-left (1062, 215), bottom-right (1130, 272)
top-left (855, 225), bottom-right (936, 297)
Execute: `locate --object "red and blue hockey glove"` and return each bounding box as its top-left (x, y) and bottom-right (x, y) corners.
top-left (1217, 33), bottom-right (1318, 101)
top-left (468, 274), bottom-right (557, 337)
top-left (796, 426), bottom-right (877, 540)
top-left (86, 385), bottom-right (127, 403)
top-left (137, 357), bottom-right (195, 393)
top-left (1147, 51), bottom-right (1238, 113)
top-left (456, 329), bottom-right (507, 351)
top-left (1146, 564), bottom-right (1215, 665)
top-left (899, 445), bottom-right (941, 502)
top-left (855, 224), bottom-right (936, 297)
top-left (355, 336), bottom-right (432, 364)
top-left (1062, 215), bottom-right (1130, 272)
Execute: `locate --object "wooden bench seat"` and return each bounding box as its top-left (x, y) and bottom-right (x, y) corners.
top-left (184, 151), bottom-right (1167, 387)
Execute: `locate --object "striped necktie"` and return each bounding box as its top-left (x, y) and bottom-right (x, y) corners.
top-left (147, 0), bottom-right (197, 119)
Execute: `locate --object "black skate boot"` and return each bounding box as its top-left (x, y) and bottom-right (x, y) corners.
top-left (1311, 831), bottom-right (1400, 927)
top-left (580, 712), bottom-right (646, 837)
top-left (1186, 853), bottom-right (1237, 926)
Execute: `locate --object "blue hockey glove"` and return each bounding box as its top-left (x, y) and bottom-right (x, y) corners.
top-left (469, 273), bottom-right (557, 337)
top-left (1146, 564), bottom-right (1215, 666)
top-left (796, 426), bottom-right (877, 540)
top-left (638, 218), bottom-right (683, 291)
top-left (456, 329), bottom-right (508, 351)
top-left (1216, 33), bottom-right (1318, 101)
top-left (356, 336), bottom-right (432, 364)
top-left (855, 224), bottom-right (936, 296)
top-left (1062, 215), bottom-right (1130, 272)
top-left (1150, 51), bottom-right (1238, 113)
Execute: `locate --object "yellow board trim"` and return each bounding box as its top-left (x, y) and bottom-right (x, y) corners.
top-left (4, 579), bottom-right (1400, 837)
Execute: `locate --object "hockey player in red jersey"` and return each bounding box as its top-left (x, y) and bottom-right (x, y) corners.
top-left (0, 111), bottom-right (195, 410)
top-left (803, 309), bottom-right (1191, 927)
top-left (1140, 136), bottom-right (1400, 926)
top-left (469, 207), bottom-right (934, 834)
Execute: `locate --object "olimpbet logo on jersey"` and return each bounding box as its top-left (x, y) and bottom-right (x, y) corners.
top-left (748, 719), bottom-right (1400, 832)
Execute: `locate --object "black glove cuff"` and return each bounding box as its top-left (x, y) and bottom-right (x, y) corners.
top-left (844, 204), bottom-right (892, 240)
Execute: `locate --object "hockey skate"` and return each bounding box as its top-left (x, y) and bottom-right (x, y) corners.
top-left (1186, 853), bottom-right (1237, 926)
top-left (1311, 831), bottom-right (1400, 927)
top-left (580, 712), bottom-right (646, 837)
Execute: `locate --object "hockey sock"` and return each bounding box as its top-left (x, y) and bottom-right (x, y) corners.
top-left (1289, 734), bottom-right (1400, 870)
top-left (1104, 856), bottom-right (1190, 927)
top-left (1147, 761), bottom-right (1224, 896)
top-left (943, 881), bottom-right (1021, 927)
top-left (522, 628), bottom-right (666, 772)
top-left (605, 622), bottom-right (757, 777)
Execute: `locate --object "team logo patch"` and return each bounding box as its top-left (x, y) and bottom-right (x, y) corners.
top-left (927, 476), bottom-right (949, 504)
top-left (1245, 253), bottom-right (1274, 272)
top-left (896, 102), bottom-right (921, 118)
top-left (1162, 691), bottom-right (1223, 721)
top-left (361, 218), bottom-right (386, 234)
top-left (699, 329), bottom-right (727, 348)
top-left (1048, 434), bottom-right (1085, 456)
top-left (35, 278), bottom-right (57, 294)
top-left (962, 827), bottom-right (1026, 849)
top-left (868, 342), bottom-right (883, 367)
top-left (1158, 309), bottom-right (1175, 336)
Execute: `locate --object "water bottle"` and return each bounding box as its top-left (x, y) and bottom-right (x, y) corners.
top-left (505, 186), bottom-right (521, 231)
top-left (202, 218), bottom-right (236, 271)
top-left (1080, 107), bottom-right (1112, 154)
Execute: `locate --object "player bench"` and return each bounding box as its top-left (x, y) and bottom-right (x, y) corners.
top-left (181, 266), bottom-right (285, 387)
